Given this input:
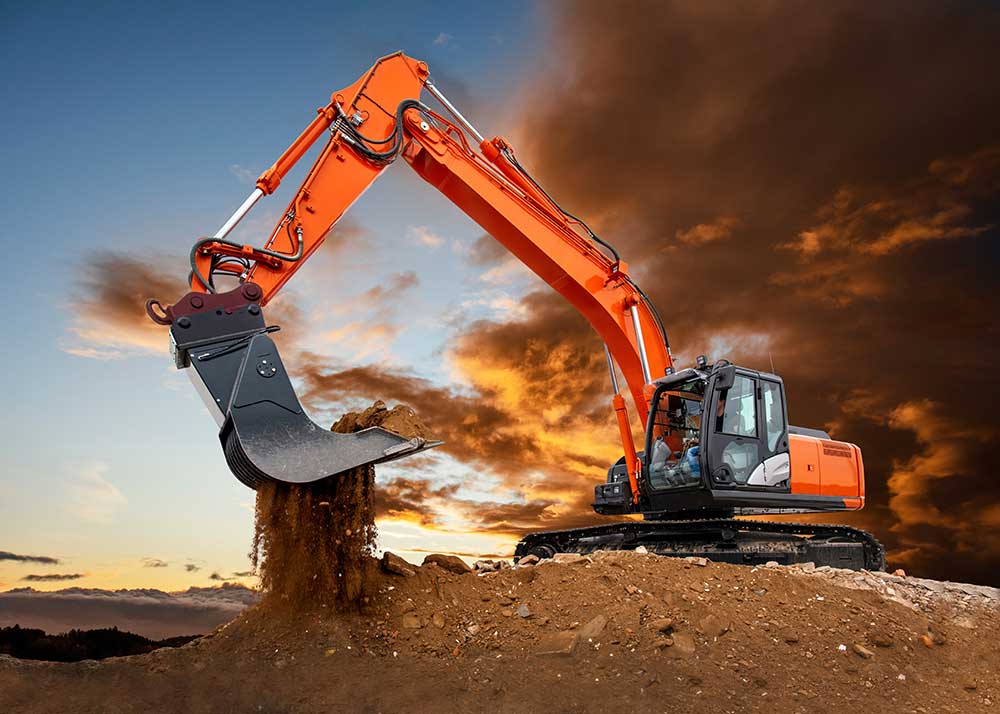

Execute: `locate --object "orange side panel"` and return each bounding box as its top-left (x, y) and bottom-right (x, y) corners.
top-left (789, 434), bottom-right (820, 495)
top-left (818, 439), bottom-right (862, 498)
top-left (789, 433), bottom-right (865, 509)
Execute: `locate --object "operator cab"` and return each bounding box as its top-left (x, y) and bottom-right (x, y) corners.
top-left (594, 362), bottom-right (795, 516)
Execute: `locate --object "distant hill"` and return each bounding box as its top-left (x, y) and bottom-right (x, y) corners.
top-left (0, 624), bottom-right (199, 662)
top-left (0, 583), bottom-right (258, 639)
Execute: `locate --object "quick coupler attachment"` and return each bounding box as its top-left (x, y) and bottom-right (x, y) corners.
top-left (167, 284), bottom-right (438, 489)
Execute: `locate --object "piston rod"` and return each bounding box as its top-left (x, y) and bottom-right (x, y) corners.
top-left (424, 79), bottom-right (486, 145)
top-left (629, 304), bottom-right (653, 384)
top-left (214, 188), bottom-right (264, 240)
top-left (603, 344), bottom-right (620, 396)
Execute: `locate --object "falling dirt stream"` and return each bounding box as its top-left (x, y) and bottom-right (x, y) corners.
top-left (251, 401), bottom-right (430, 611)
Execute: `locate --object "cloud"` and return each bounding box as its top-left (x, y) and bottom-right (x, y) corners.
top-left (0, 551), bottom-right (60, 565)
top-left (229, 164), bottom-right (257, 186)
top-left (208, 572), bottom-right (224, 581)
top-left (295, 287), bottom-right (626, 540)
top-left (68, 462), bottom-right (127, 524)
top-left (674, 216), bottom-right (739, 246)
top-left (407, 225), bottom-right (446, 248)
top-left (21, 573), bottom-right (84, 582)
top-left (62, 252), bottom-right (185, 359)
top-left (184, 564), bottom-right (201, 573)
top-left (0, 584), bottom-right (257, 640)
top-left (432, 32), bottom-right (452, 47)
top-left (141, 558), bottom-right (168, 568)
top-left (495, 0), bottom-right (1000, 583)
top-left (320, 271), bottom-right (421, 360)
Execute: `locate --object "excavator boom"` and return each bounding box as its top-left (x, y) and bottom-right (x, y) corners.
top-left (149, 52), bottom-right (671, 490)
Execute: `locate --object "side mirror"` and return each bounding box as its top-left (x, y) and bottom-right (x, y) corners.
top-left (714, 365), bottom-right (736, 391)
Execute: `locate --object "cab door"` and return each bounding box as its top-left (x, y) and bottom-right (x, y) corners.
top-left (704, 367), bottom-right (761, 487)
top-left (751, 378), bottom-right (791, 488)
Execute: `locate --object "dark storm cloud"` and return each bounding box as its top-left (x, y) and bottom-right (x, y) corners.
top-left (498, 0), bottom-right (1000, 582)
top-left (21, 574), bottom-right (84, 582)
top-left (0, 551), bottom-right (60, 565)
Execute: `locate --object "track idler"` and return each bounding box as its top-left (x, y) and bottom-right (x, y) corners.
top-left (157, 284), bottom-right (439, 489)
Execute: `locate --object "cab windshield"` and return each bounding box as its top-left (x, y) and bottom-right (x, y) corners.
top-left (647, 378), bottom-right (705, 490)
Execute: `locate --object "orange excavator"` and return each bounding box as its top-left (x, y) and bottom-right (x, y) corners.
top-left (147, 53), bottom-right (884, 570)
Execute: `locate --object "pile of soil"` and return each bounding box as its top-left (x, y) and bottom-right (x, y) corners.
top-left (2, 552), bottom-right (996, 713)
top-left (251, 401), bottom-right (428, 611)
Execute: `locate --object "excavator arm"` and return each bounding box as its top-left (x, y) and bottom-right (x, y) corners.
top-left (149, 52), bottom-right (673, 496)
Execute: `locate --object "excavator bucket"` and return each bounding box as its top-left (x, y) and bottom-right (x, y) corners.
top-left (168, 292), bottom-right (440, 489)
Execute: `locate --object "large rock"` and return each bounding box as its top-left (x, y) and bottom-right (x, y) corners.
top-left (669, 632), bottom-right (696, 657)
top-left (536, 631), bottom-right (577, 657)
top-left (650, 618), bottom-right (674, 634)
top-left (577, 614), bottom-right (608, 640)
top-left (382, 552), bottom-right (416, 577)
top-left (697, 614), bottom-right (731, 640)
top-left (422, 554), bottom-right (472, 574)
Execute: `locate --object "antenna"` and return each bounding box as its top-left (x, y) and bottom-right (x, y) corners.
top-left (768, 352), bottom-right (776, 374)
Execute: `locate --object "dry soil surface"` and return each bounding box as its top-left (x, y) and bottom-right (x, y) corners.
top-left (1, 552), bottom-right (997, 714)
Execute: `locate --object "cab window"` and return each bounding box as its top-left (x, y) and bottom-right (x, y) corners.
top-left (715, 375), bottom-right (756, 437)
top-left (761, 380), bottom-right (785, 451)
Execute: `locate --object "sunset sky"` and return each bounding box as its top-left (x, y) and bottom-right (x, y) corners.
top-left (3, 1), bottom-right (999, 593)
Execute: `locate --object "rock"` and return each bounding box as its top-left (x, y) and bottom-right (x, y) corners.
top-left (518, 554), bottom-right (540, 566)
top-left (382, 551), bottom-right (416, 577)
top-left (783, 631), bottom-right (800, 644)
top-left (474, 559), bottom-right (500, 572)
top-left (635, 546), bottom-right (649, 554)
top-left (577, 614), bottom-right (608, 640)
top-left (765, 561), bottom-right (780, 568)
top-left (401, 613), bottom-right (423, 629)
top-left (422, 553), bottom-right (472, 574)
top-left (432, 612), bottom-right (446, 629)
top-left (697, 614), bottom-right (730, 640)
top-left (467, 624), bottom-right (481, 636)
top-left (922, 579), bottom-right (947, 594)
top-left (892, 568), bottom-right (907, 577)
top-left (536, 631), bottom-right (577, 657)
top-left (684, 556), bottom-right (709, 567)
top-left (652, 636), bottom-right (674, 650)
top-left (515, 567), bottom-right (537, 584)
top-left (517, 603), bottom-right (532, 619)
top-left (866, 630), bottom-right (894, 648)
top-left (552, 553), bottom-right (589, 565)
top-left (650, 618), bottom-right (674, 633)
top-left (500, 607), bottom-right (515, 617)
top-left (798, 561), bottom-right (816, 572)
top-left (852, 644), bottom-right (875, 659)
top-left (625, 584), bottom-right (640, 595)
top-left (669, 632), bottom-right (696, 657)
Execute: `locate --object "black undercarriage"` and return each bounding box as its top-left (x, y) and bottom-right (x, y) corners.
top-left (514, 519), bottom-right (885, 571)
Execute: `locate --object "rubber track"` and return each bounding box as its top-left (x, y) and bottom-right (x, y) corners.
top-left (516, 519), bottom-right (886, 571)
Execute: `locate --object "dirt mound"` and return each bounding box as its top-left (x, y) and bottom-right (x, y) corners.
top-left (251, 401), bottom-right (429, 612)
top-left (2, 552), bottom-right (996, 713)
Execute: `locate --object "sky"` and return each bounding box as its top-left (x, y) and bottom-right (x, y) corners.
top-left (2, 0), bottom-right (999, 594)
